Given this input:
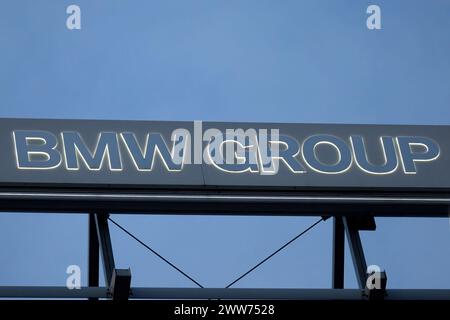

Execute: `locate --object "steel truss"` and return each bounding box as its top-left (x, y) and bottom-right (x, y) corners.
top-left (0, 188), bottom-right (449, 300)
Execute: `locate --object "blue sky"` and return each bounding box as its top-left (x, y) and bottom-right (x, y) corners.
top-left (0, 0), bottom-right (449, 289)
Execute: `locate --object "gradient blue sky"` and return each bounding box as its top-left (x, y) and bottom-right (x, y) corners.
top-left (0, 0), bottom-right (449, 289)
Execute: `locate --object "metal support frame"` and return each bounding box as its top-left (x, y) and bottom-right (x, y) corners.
top-left (342, 217), bottom-right (369, 290)
top-left (94, 213), bottom-right (116, 288)
top-left (2, 189), bottom-right (450, 217)
top-left (88, 214), bottom-right (99, 291)
top-left (0, 287), bottom-right (448, 300)
top-left (342, 216), bottom-right (387, 300)
top-left (0, 192), bottom-right (450, 300)
top-left (332, 216), bottom-right (345, 289)
top-left (93, 213), bottom-right (132, 300)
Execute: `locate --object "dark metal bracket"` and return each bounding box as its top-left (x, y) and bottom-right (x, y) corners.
top-left (91, 213), bottom-right (131, 300)
top-left (88, 213), bottom-right (100, 300)
top-left (343, 216), bottom-right (387, 300)
top-left (332, 216), bottom-right (345, 289)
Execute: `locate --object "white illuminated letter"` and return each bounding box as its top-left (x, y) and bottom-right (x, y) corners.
top-left (62, 132), bottom-right (122, 171)
top-left (120, 132), bottom-right (184, 172)
top-left (13, 130), bottom-right (62, 170)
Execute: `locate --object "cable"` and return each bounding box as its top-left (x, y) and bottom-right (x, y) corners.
top-left (225, 217), bottom-right (325, 288)
top-left (108, 217), bottom-right (204, 288)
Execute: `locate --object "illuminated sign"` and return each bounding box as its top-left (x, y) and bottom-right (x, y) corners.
top-left (0, 118), bottom-right (449, 190)
top-left (12, 130), bottom-right (440, 176)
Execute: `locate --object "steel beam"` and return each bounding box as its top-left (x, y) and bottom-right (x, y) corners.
top-left (0, 189), bottom-right (449, 217)
top-left (332, 216), bottom-right (345, 289)
top-left (343, 217), bottom-right (368, 290)
top-left (0, 287), bottom-right (449, 300)
top-left (0, 286), bottom-right (107, 299)
top-left (94, 213), bottom-right (115, 287)
top-left (88, 213), bottom-right (100, 300)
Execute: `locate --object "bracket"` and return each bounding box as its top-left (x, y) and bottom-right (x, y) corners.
top-left (94, 213), bottom-right (131, 300)
top-left (343, 216), bottom-right (386, 299)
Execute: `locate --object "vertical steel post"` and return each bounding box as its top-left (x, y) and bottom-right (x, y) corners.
top-left (94, 213), bottom-right (116, 287)
top-left (88, 213), bottom-right (99, 300)
top-left (343, 217), bottom-right (368, 290)
top-left (332, 216), bottom-right (345, 289)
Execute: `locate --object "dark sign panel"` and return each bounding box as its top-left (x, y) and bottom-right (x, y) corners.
top-left (1, 118), bottom-right (449, 191)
